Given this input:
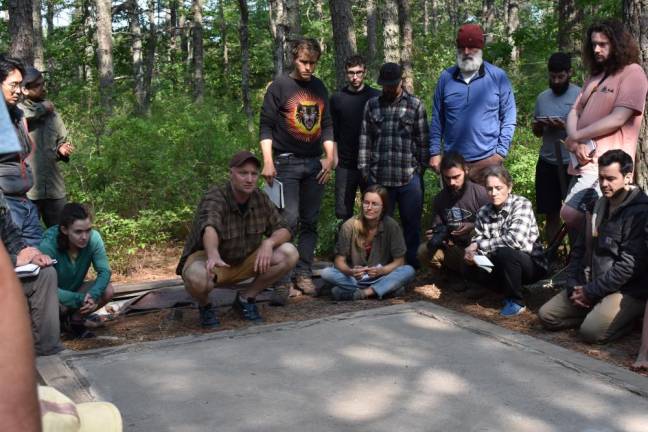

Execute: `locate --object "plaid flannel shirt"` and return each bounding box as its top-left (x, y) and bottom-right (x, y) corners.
top-left (358, 91), bottom-right (429, 187)
top-left (176, 182), bottom-right (290, 274)
top-left (472, 194), bottom-right (545, 262)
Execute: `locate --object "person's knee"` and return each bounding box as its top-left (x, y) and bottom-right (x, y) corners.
top-left (102, 283), bottom-right (114, 303)
top-left (400, 265), bottom-right (416, 281)
top-left (276, 243), bottom-right (299, 268)
top-left (320, 266), bottom-right (338, 283)
top-left (579, 321), bottom-right (610, 344)
top-left (416, 243), bottom-right (431, 268)
top-left (560, 205), bottom-right (583, 231)
top-left (537, 303), bottom-right (559, 329)
top-left (182, 263), bottom-right (213, 297)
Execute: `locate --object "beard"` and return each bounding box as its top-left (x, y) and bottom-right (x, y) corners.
top-left (457, 50), bottom-right (484, 74)
top-left (550, 80), bottom-right (570, 96)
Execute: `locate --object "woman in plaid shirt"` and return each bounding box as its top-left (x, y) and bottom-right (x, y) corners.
top-left (464, 166), bottom-right (548, 317)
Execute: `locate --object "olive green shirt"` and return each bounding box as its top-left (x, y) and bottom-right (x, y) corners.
top-left (19, 99), bottom-right (69, 200)
top-left (334, 216), bottom-right (407, 267)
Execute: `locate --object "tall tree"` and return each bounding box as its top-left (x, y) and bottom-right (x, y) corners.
top-left (382, 0), bottom-right (400, 63)
top-left (623, 0), bottom-right (648, 189)
top-left (557, 0), bottom-right (582, 55)
top-left (329, 0), bottom-right (357, 90)
top-left (482, 0), bottom-right (496, 40)
top-left (423, 0), bottom-right (429, 35)
top-left (269, 0), bottom-right (301, 77)
top-left (191, 0), bottom-right (205, 103)
top-left (366, 0), bottom-right (377, 71)
top-left (33, 0), bottom-right (45, 70)
top-left (218, 0), bottom-right (229, 77)
top-left (95, 0), bottom-right (114, 113)
top-left (127, 0), bottom-right (146, 114)
top-left (237, 0), bottom-right (254, 133)
top-left (398, 0), bottom-right (413, 92)
top-left (506, 0), bottom-right (519, 61)
top-left (45, 0), bottom-right (55, 36)
top-left (8, 0), bottom-right (35, 64)
top-left (144, 0), bottom-right (157, 112)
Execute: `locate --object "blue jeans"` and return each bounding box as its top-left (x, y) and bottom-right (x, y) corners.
top-left (5, 196), bottom-right (43, 246)
top-left (321, 265), bottom-right (415, 299)
top-left (384, 174), bottom-right (423, 269)
top-left (275, 155), bottom-right (325, 277)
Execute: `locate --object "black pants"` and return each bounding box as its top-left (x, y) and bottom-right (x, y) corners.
top-left (465, 247), bottom-right (546, 304)
top-left (334, 165), bottom-right (367, 220)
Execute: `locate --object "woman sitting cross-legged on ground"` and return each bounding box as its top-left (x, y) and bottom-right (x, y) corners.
top-left (321, 185), bottom-right (415, 301)
top-left (464, 166), bottom-right (548, 317)
top-left (38, 203), bottom-right (113, 337)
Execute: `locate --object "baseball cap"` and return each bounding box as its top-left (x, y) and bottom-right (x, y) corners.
top-left (22, 67), bottom-right (43, 86)
top-left (377, 63), bottom-right (402, 86)
top-left (456, 24), bottom-right (485, 49)
top-left (39, 386), bottom-right (123, 432)
top-left (229, 151), bottom-right (261, 168)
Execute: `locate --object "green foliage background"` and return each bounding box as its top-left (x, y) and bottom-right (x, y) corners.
top-left (5, 0), bottom-right (620, 273)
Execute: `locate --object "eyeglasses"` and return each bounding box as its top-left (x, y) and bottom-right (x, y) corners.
top-left (2, 82), bottom-right (22, 93)
top-left (362, 201), bottom-right (382, 209)
top-left (346, 70), bottom-right (365, 76)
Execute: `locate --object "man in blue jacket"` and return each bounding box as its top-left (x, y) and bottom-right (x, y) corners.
top-left (428, 24), bottom-right (516, 184)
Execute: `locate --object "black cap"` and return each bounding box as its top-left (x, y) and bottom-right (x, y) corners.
top-left (377, 63), bottom-right (402, 86)
top-left (229, 150), bottom-right (261, 168)
top-left (22, 67), bottom-right (43, 86)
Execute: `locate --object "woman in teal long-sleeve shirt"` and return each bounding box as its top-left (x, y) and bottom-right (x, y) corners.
top-left (38, 203), bottom-right (113, 326)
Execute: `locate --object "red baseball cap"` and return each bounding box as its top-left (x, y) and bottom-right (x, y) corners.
top-left (456, 24), bottom-right (485, 49)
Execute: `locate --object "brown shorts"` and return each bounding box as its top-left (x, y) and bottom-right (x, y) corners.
top-left (182, 250), bottom-right (258, 286)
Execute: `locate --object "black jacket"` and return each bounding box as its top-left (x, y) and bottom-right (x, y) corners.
top-left (0, 193), bottom-right (26, 266)
top-left (566, 187), bottom-right (648, 303)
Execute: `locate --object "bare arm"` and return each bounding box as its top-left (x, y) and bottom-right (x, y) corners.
top-left (0, 241), bottom-right (42, 432)
top-left (202, 226), bottom-right (229, 278)
top-left (569, 106), bottom-right (636, 143)
top-left (316, 140), bottom-right (335, 184)
top-left (260, 138), bottom-right (275, 185)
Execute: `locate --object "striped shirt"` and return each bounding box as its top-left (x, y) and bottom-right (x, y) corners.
top-left (358, 91), bottom-right (429, 187)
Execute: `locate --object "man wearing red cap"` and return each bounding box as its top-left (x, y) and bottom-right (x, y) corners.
top-left (177, 151), bottom-right (298, 327)
top-left (429, 24), bottom-right (516, 184)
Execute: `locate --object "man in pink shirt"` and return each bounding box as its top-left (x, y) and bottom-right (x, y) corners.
top-left (561, 19), bottom-right (648, 232)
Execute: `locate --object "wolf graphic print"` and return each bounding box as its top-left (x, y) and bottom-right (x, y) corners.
top-left (284, 90), bottom-right (325, 143)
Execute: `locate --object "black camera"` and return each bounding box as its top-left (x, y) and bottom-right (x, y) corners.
top-left (426, 224), bottom-right (449, 254)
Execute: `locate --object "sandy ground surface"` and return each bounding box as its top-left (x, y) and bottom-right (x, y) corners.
top-left (65, 246), bottom-right (645, 376)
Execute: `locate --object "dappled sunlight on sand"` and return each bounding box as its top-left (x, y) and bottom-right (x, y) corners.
top-left (340, 345), bottom-right (420, 367)
top-left (326, 377), bottom-right (403, 422)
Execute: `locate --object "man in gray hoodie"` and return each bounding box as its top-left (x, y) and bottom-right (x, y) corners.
top-left (539, 150), bottom-right (648, 343)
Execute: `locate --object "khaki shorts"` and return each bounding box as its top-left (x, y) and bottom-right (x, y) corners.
top-left (182, 250), bottom-right (258, 286)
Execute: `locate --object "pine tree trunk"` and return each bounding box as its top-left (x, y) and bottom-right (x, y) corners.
top-left (506, 0), bottom-right (519, 62)
top-left (557, 0), bottom-right (582, 56)
top-left (268, 0), bottom-right (287, 77)
top-left (33, 0), bottom-right (45, 70)
top-left (219, 0), bottom-right (229, 77)
top-left (366, 0), bottom-right (377, 71)
top-left (144, 0), bottom-right (157, 113)
top-left (430, 0), bottom-right (437, 32)
top-left (128, 0), bottom-right (146, 115)
top-left (237, 0), bottom-right (254, 133)
top-left (482, 0), bottom-right (495, 40)
top-left (623, 0), bottom-right (648, 189)
top-left (95, 0), bottom-right (114, 113)
top-left (382, 0), bottom-right (400, 63)
top-left (8, 0), bottom-right (35, 64)
top-left (191, 0), bottom-right (204, 103)
top-left (398, 0), bottom-right (413, 92)
top-left (329, 0), bottom-right (357, 90)
top-left (45, 0), bottom-right (55, 37)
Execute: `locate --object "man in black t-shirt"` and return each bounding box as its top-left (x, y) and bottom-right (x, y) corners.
top-left (418, 152), bottom-right (489, 278)
top-left (330, 55), bottom-right (380, 221)
top-left (259, 38), bottom-right (335, 296)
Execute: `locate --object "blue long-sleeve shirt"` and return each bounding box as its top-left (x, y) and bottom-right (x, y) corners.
top-left (429, 61), bottom-right (516, 162)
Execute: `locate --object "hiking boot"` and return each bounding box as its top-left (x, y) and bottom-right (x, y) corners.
top-left (331, 286), bottom-right (365, 301)
top-left (269, 283), bottom-right (292, 306)
top-left (233, 296), bottom-right (263, 324)
top-left (500, 299), bottom-right (526, 317)
top-left (295, 275), bottom-right (318, 296)
top-left (199, 303), bottom-right (220, 328)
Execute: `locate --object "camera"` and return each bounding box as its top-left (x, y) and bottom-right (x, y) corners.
top-left (426, 224), bottom-right (449, 254)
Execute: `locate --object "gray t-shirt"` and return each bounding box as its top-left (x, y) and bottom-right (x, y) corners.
top-left (534, 83), bottom-right (580, 165)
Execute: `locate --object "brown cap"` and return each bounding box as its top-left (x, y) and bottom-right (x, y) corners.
top-left (229, 151), bottom-right (261, 168)
top-left (456, 24), bottom-right (484, 49)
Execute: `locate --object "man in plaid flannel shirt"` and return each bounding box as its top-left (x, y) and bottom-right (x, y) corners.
top-left (359, 63), bottom-right (429, 268)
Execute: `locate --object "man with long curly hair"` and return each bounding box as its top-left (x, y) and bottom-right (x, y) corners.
top-left (561, 19), bottom-right (648, 235)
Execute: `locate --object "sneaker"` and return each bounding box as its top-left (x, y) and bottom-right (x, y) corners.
top-left (269, 283), bottom-right (292, 306)
top-left (331, 286), bottom-right (365, 301)
top-left (233, 296), bottom-right (263, 323)
top-left (199, 303), bottom-right (220, 328)
top-left (500, 299), bottom-right (526, 317)
top-left (295, 275), bottom-right (318, 296)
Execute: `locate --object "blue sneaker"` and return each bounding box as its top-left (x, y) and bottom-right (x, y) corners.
top-left (233, 296), bottom-right (263, 323)
top-left (500, 299), bottom-right (526, 317)
top-left (199, 303), bottom-right (220, 328)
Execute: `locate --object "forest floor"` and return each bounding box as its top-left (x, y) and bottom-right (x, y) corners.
top-left (66, 245), bottom-right (646, 377)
